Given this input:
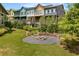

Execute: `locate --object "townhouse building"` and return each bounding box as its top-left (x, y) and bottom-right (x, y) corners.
top-left (8, 4), bottom-right (64, 26)
top-left (0, 4), bottom-right (8, 24)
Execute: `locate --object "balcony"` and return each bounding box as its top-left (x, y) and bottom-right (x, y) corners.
top-left (34, 10), bottom-right (44, 16)
top-left (45, 12), bottom-right (57, 16)
top-left (14, 14), bottom-right (20, 17)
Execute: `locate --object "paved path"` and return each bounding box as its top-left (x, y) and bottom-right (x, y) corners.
top-left (23, 36), bottom-right (60, 44)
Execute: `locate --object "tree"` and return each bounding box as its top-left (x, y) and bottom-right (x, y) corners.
top-left (74, 3), bottom-right (79, 8)
top-left (58, 3), bottom-right (79, 35)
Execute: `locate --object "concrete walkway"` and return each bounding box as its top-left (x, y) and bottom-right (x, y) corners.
top-left (23, 35), bottom-right (60, 44)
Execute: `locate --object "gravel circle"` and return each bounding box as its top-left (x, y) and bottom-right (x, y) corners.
top-left (23, 35), bottom-right (60, 44)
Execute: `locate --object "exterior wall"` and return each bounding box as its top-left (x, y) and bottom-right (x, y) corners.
top-left (7, 9), bottom-right (14, 21)
top-left (35, 5), bottom-right (44, 16)
top-left (26, 9), bottom-right (35, 17)
top-left (13, 4), bottom-right (65, 25)
top-left (14, 4), bottom-right (64, 18)
top-left (14, 11), bottom-right (20, 17)
top-left (34, 10), bottom-right (44, 16)
top-left (56, 5), bottom-right (65, 16)
top-left (20, 8), bottom-right (26, 16)
top-left (44, 7), bottom-right (57, 16)
top-left (0, 4), bottom-right (8, 25)
top-left (0, 14), bottom-right (3, 24)
top-left (0, 7), bottom-right (3, 24)
top-left (0, 7), bottom-right (2, 13)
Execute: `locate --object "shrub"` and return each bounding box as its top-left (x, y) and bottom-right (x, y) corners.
top-left (4, 21), bottom-right (13, 31)
top-left (31, 30), bottom-right (38, 35)
top-left (12, 20), bottom-right (17, 28)
top-left (47, 23), bottom-right (57, 33)
top-left (0, 24), bottom-right (5, 28)
top-left (13, 21), bottom-right (25, 29)
top-left (16, 21), bottom-right (24, 29)
top-left (39, 24), bottom-right (47, 32)
top-left (0, 28), bottom-right (7, 36)
top-left (23, 25), bottom-right (32, 31)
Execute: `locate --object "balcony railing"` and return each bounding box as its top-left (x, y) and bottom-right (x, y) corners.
top-left (34, 10), bottom-right (44, 16)
top-left (14, 11), bottom-right (57, 17)
top-left (45, 12), bottom-right (57, 16)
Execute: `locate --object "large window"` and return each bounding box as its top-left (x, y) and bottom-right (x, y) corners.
top-left (21, 12), bottom-right (25, 15)
top-left (51, 8), bottom-right (56, 13)
top-left (45, 10), bottom-right (48, 14)
top-left (45, 9), bottom-right (51, 14)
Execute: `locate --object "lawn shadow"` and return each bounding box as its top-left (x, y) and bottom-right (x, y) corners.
top-left (0, 30), bottom-right (15, 37)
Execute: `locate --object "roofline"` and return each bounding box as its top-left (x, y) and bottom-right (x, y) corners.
top-left (0, 3), bottom-right (8, 14)
top-left (13, 4), bottom-right (64, 12)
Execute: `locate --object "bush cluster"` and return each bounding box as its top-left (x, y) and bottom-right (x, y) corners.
top-left (0, 28), bottom-right (7, 36)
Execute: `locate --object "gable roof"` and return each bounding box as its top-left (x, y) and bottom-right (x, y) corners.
top-left (14, 4), bottom-right (63, 12)
top-left (25, 4), bottom-right (63, 10)
top-left (0, 3), bottom-right (8, 14)
top-left (44, 4), bottom-right (63, 8)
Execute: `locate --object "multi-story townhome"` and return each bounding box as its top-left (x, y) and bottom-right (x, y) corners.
top-left (0, 4), bottom-right (8, 24)
top-left (9, 4), bottom-right (64, 26)
top-left (7, 9), bottom-right (14, 21)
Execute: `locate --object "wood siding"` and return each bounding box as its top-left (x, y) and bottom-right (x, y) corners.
top-left (36, 5), bottom-right (44, 11)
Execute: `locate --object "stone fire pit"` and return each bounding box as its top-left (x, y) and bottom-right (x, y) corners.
top-left (23, 35), bottom-right (60, 44)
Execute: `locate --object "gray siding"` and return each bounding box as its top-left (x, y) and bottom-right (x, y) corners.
top-left (56, 5), bottom-right (65, 16)
top-left (44, 8), bottom-right (57, 15)
top-left (14, 4), bottom-right (64, 17)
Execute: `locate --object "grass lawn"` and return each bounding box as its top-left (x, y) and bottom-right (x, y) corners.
top-left (0, 29), bottom-right (76, 56)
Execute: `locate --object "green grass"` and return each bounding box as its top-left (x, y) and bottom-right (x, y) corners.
top-left (0, 29), bottom-right (76, 56)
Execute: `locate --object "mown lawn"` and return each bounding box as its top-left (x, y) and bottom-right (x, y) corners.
top-left (0, 29), bottom-right (76, 56)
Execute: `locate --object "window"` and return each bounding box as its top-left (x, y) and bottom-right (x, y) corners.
top-left (21, 12), bottom-right (23, 15)
top-left (45, 10), bottom-right (48, 14)
top-left (52, 9), bottom-right (53, 12)
top-left (49, 9), bottom-right (51, 13)
top-left (53, 9), bottom-right (56, 13)
top-left (21, 12), bottom-right (26, 15)
top-left (48, 10), bottom-right (49, 13)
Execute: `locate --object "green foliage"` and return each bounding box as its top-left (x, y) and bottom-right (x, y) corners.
top-left (16, 21), bottom-right (24, 29)
top-left (23, 25), bottom-right (33, 31)
top-left (39, 16), bottom-right (57, 33)
top-left (4, 21), bottom-right (13, 31)
top-left (67, 8), bottom-right (79, 20)
top-left (58, 6), bottom-right (79, 34)
top-left (0, 24), bottom-right (5, 28)
top-left (74, 3), bottom-right (79, 8)
top-left (47, 23), bottom-right (57, 33)
top-left (39, 16), bottom-right (45, 25)
top-left (13, 21), bottom-right (25, 29)
top-left (12, 20), bottom-right (17, 28)
top-left (0, 28), bottom-right (7, 36)
top-left (46, 16), bottom-right (53, 26)
top-left (39, 24), bottom-right (47, 32)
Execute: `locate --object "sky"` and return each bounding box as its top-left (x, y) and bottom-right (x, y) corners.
top-left (2, 3), bottom-right (68, 10)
